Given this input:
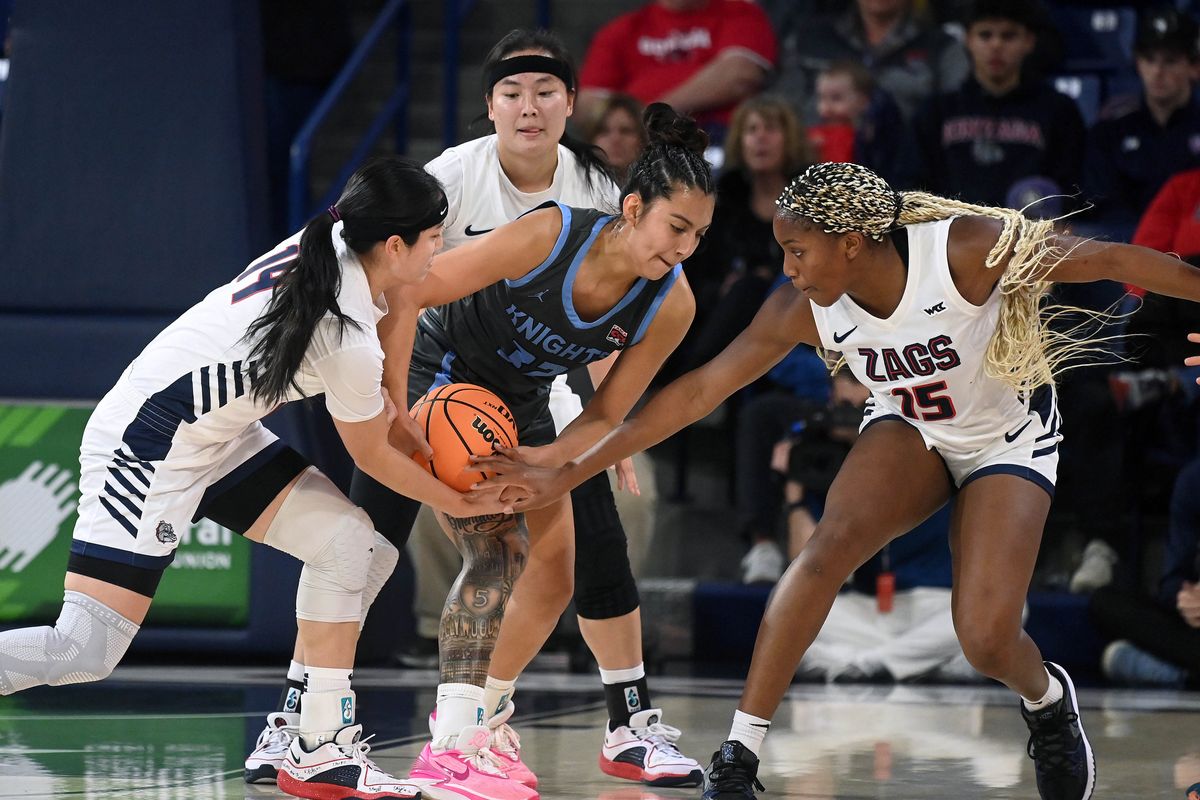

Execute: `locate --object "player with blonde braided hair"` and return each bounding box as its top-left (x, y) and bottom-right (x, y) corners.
top-left (476, 161), bottom-right (1200, 800)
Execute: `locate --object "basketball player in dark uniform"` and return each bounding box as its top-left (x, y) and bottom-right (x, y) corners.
top-left (367, 105), bottom-right (715, 799)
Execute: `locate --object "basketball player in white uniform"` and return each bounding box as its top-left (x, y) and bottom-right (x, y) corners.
top-left (344, 31), bottom-right (703, 791)
top-left (0, 157), bottom-right (509, 800)
top-left (476, 161), bottom-right (1200, 800)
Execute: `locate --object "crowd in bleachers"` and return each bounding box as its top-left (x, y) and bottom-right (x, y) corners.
top-left (571, 0), bottom-right (1200, 687)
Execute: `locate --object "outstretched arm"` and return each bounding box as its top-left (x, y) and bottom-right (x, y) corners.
top-left (949, 215), bottom-right (1200, 303)
top-left (536, 277), bottom-right (695, 467)
top-left (1047, 234), bottom-right (1200, 300)
top-left (476, 282), bottom-right (820, 509)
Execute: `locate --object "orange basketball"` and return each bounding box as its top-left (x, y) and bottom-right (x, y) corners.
top-left (409, 383), bottom-right (519, 493)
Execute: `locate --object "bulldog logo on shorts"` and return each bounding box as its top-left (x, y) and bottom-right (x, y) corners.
top-left (155, 521), bottom-right (177, 544)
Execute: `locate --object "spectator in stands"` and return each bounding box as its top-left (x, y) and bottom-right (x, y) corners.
top-left (796, 504), bottom-right (980, 683)
top-left (578, 93), bottom-right (646, 184)
top-left (577, 0), bottom-right (777, 133)
top-left (734, 347), bottom-right (833, 583)
top-left (1134, 167), bottom-right (1200, 263)
top-left (1090, 456), bottom-right (1200, 687)
top-left (1082, 7), bottom-right (1200, 241)
top-left (775, 371), bottom-right (868, 561)
top-left (774, 0), bottom-right (970, 124)
top-left (808, 60), bottom-right (913, 187)
top-left (670, 96), bottom-right (812, 380)
top-left (904, 0), bottom-right (1084, 210)
top-left (1068, 169), bottom-right (1200, 593)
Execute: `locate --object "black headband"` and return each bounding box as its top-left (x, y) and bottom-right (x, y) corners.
top-left (342, 203), bottom-right (448, 242)
top-left (485, 54), bottom-right (574, 93)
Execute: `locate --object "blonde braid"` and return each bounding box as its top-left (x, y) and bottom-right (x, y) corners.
top-left (778, 163), bottom-right (1122, 392)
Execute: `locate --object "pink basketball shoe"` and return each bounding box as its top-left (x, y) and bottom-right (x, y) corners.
top-left (409, 725), bottom-right (538, 800)
top-left (485, 702), bottom-right (538, 789)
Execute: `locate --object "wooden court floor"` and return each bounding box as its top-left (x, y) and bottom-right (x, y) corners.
top-left (0, 667), bottom-right (1197, 798)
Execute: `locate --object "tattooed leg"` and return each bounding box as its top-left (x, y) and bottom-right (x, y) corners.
top-left (436, 511), bottom-right (530, 687)
top-left (487, 496), bottom-right (576, 681)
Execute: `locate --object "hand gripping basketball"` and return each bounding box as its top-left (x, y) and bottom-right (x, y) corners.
top-left (409, 383), bottom-right (518, 493)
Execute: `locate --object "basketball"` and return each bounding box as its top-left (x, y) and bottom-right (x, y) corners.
top-left (409, 383), bottom-right (519, 492)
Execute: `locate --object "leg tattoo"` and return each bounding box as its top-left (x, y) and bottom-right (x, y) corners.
top-left (438, 513), bottom-right (529, 686)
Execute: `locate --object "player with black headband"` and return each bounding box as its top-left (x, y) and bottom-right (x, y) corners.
top-left (345, 30), bottom-right (707, 791)
top-left (0, 157), bottom-right (510, 800)
top-left (295, 97), bottom-right (705, 800)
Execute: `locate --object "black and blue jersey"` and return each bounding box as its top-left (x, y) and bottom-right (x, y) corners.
top-left (410, 201), bottom-right (681, 444)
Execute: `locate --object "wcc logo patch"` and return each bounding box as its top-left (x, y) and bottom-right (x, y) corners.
top-left (341, 696), bottom-right (354, 724)
top-left (155, 521), bottom-right (177, 544)
top-left (625, 686), bottom-right (641, 712)
top-left (606, 324), bottom-right (629, 348)
top-left (284, 687), bottom-right (301, 712)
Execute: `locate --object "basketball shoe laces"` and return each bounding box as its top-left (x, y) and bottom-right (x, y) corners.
top-left (1026, 709), bottom-right (1082, 775)
top-left (335, 732), bottom-right (385, 773)
top-left (707, 756), bottom-right (765, 793)
top-left (635, 720), bottom-right (687, 759)
top-left (257, 722), bottom-right (296, 755)
top-left (432, 735), bottom-right (507, 776)
top-left (489, 721), bottom-right (522, 761)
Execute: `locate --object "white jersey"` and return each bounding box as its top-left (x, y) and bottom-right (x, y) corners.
top-left (809, 218), bottom-right (1031, 455)
top-left (74, 223), bottom-right (389, 564)
top-left (426, 134), bottom-right (621, 430)
top-left (427, 134), bottom-right (620, 251)
top-left (123, 224), bottom-right (388, 444)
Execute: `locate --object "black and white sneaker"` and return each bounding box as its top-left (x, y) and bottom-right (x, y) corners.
top-left (1021, 662), bottom-right (1096, 800)
top-left (244, 711), bottom-right (298, 784)
top-left (702, 741), bottom-right (765, 799)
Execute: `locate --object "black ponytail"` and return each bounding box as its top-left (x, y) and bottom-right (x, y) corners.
top-left (621, 103), bottom-right (714, 206)
top-left (246, 156), bottom-right (447, 406)
top-left (479, 29), bottom-right (617, 203)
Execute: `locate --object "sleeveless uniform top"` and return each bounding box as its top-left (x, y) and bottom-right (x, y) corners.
top-left (411, 202), bottom-right (681, 433)
top-left (426, 133), bottom-right (622, 417)
top-left (808, 217), bottom-right (1034, 454)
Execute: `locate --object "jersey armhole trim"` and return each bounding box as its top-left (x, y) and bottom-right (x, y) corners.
top-left (938, 217), bottom-right (993, 314)
top-left (631, 264), bottom-right (682, 346)
top-left (562, 214), bottom-right (635, 329)
top-left (507, 202), bottom-right (572, 289)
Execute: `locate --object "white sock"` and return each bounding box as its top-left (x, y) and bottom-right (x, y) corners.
top-left (305, 666), bottom-right (352, 694)
top-left (300, 687), bottom-right (356, 749)
top-left (727, 709), bottom-right (771, 756)
top-left (1022, 670), bottom-right (1064, 711)
top-left (288, 659), bottom-right (306, 684)
top-left (599, 663), bottom-right (645, 684)
top-left (483, 675), bottom-right (517, 720)
top-left (433, 683), bottom-right (485, 748)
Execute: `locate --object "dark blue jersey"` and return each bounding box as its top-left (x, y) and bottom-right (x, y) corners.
top-left (410, 202), bottom-right (681, 437)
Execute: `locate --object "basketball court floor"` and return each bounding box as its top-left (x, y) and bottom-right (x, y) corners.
top-left (1, 666), bottom-right (1196, 799)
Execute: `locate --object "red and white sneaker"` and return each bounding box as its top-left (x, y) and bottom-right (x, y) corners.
top-left (599, 709), bottom-right (703, 787)
top-left (245, 711), bottom-right (299, 784)
top-left (409, 725), bottom-right (538, 800)
top-left (278, 723), bottom-right (435, 799)
top-left (486, 702), bottom-right (538, 789)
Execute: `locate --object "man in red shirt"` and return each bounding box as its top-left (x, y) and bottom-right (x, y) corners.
top-left (1134, 167), bottom-right (1200, 270)
top-left (578, 0), bottom-right (777, 131)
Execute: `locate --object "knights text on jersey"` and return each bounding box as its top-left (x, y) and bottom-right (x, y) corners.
top-left (809, 218), bottom-right (1031, 453)
top-left (412, 202), bottom-right (680, 408)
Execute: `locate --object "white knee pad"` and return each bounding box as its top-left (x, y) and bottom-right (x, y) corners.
top-left (0, 591), bottom-right (139, 695)
top-left (263, 468), bottom-right (375, 624)
top-left (360, 533), bottom-right (399, 630)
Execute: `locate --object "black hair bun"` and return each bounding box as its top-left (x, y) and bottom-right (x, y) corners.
top-left (642, 103), bottom-right (709, 156)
